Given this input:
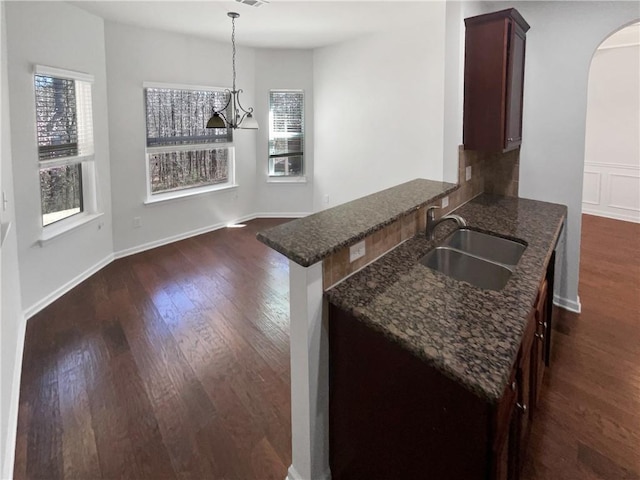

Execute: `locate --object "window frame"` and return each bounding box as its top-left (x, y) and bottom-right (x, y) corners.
top-left (143, 82), bottom-right (237, 204)
top-left (34, 65), bottom-right (101, 241)
top-left (268, 89), bottom-right (305, 179)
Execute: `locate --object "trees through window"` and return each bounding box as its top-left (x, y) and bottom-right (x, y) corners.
top-left (144, 85), bottom-right (234, 197)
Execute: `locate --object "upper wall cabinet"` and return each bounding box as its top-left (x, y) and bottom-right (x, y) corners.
top-left (463, 9), bottom-right (530, 153)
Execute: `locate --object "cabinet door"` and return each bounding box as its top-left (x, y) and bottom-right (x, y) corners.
top-left (505, 20), bottom-right (527, 150)
top-left (492, 369), bottom-right (517, 480)
top-left (533, 280), bottom-right (548, 408)
top-left (513, 311), bottom-right (535, 477)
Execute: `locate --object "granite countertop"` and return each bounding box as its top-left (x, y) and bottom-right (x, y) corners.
top-left (256, 179), bottom-right (457, 267)
top-left (325, 194), bottom-right (567, 403)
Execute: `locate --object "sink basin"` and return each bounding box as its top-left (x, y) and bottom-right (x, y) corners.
top-left (420, 247), bottom-right (513, 291)
top-left (442, 228), bottom-right (526, 267)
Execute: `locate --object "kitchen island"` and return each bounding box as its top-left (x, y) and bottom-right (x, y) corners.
top-left (257, 180), bottom-right (566, 480)
top-left (326, 194), bottom-right (565, 479)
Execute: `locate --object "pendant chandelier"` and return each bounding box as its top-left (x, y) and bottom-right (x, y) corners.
top-left (206, 12), bottom-right (258, 130)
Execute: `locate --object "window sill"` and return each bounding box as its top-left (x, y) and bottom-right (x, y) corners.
top-left (38, 212), bottom-right (104, 246)
top-left (144, 184), bottom-right (239, 205)
top-left (266, 176), bottom-right (308, 184)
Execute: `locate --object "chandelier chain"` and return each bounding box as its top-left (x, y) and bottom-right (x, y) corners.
top-left (206, 12), bottom-right (257, 130)
top-left (231, 15), bottom-right (236, 91)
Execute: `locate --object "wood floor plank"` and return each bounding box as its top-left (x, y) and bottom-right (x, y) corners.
top-left (14, 219), bottom-right (292, 480)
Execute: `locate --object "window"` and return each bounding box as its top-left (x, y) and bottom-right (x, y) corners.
top-left (34, 67), bottom-right (95, 227)
top-left (269, 90), bottom-right (304, 177)
top-left (144, 84), bottom-right (235, 200)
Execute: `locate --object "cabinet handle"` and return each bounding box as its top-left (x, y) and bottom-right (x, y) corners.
top-left (516, 402), bottom-right (528, 412)
top-left (535, 333), bottom-right (544, 341)
top-left (508, 137), bottom-right (514, 142)
top-left (511, 381), bottom-right (517, 391)
top-left (537, 321), bottom-right (547, 328)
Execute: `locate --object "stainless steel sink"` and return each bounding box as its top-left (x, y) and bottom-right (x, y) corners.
top-left (442, 228), bottom-right (526, 267)
top-left (420, 247), bottom-right (513, 291)
top-left (419, 229), bottom-right (526, 291)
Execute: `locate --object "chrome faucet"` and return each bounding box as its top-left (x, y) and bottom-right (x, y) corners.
top-left (426, 206), bottom-right (467, 241)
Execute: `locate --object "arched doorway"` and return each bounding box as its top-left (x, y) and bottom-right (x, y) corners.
top-left (582, 22), bottom-right (640, 222)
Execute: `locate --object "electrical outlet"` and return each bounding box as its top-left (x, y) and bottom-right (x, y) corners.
top-left (441, 196), bottom-right (449, 208)
top-left (133, 217), bottom-right (141, 228)
top-left (349, 241), bottom-right (366, 263)
top-left (465, 166), bottom-right (472, 181)
top-left (324, 194), bottom-right (330, 204)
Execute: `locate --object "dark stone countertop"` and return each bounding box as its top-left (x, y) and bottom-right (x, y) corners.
top-left (256, 179), bottom-right (457, 267)
top-left (325, 194), bottom-right (567, 403)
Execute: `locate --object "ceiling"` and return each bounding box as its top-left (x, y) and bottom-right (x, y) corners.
top-left (72, 1), bottom-right (440, 49)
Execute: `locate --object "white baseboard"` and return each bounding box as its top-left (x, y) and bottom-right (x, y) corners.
top-left (24, 213), bottom-right (311, 318)
top-left (114, 215), bottom-right (254, 259)
top-left (2, 313), bottom-right (27, 480)
top-left (582, 208), bottom-right (640, 224)
top-left (254, 212), bottom-right (312, 219)
top-left (286, 465), bottom-right (331, 480)
top-left (553, 294), bottom-right (582, 314)
top-left (114, 212), bottom-right (310, 259)
top-left (23, 253), bottom-right (115, 320)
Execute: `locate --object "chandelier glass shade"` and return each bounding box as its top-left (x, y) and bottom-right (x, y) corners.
top-left (206, 12), bottom-right (258, 130)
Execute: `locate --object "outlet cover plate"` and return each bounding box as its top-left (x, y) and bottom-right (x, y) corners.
top-left (349, 241), bottom-right (366, 263)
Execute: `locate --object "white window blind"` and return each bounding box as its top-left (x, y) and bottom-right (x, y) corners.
top-left (269, 90), bottom-right (304, 176)
top-left (76, 80), bottom-right (94, 159)
top-left (34, 68), bottom-right (94, 162)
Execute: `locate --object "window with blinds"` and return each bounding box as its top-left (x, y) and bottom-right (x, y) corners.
top-left (269, 90), bottom-right (304, 176)
top-left (34, 67), bottom-right (95, 227)
top-left (143, 84), bottom-right (235, 199)
top-left (145, 87), bottom-right (232, 146)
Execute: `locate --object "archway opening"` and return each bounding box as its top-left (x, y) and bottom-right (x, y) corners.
top-left (582, 22), bottom-right (640, 223)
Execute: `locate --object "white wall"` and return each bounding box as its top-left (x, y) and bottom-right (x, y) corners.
top-left (582, 43), bottom-right (640, 222)
top-left (105, 22), bottom-right (258, 255)
top-left (313, 2), bottom-right (447, 211)
top-left (254, 49), bottom-right (314, 216)
top-left (1, 2), bottom-right (25, 477)
top-left (5, 2), bottom-right (114, 322)
top-left (444, 1), bottom-right (640, 309)
top-left (509, 1), bottom-right (638, 308)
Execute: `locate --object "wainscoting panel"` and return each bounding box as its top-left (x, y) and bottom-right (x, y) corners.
top-left (582, 163), bottom-right (640, 223)
top-left (582, 171), bottom-right (601, 205)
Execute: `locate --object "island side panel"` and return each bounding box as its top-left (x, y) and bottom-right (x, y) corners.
top-left (287, 260), bottom-right (330, 480)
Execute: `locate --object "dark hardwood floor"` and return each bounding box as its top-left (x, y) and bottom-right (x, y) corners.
top-left (522, 214), bottom-right (640, 480)
top-left (13, 214), bottom-right (640, 480)
top-left (13, 218), bottom-right (293, 480)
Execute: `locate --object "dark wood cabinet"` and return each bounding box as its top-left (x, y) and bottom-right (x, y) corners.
top-left (463, 9), bottom-right (530, 152)
top-left (328, 259), bottom-right (555, 480)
